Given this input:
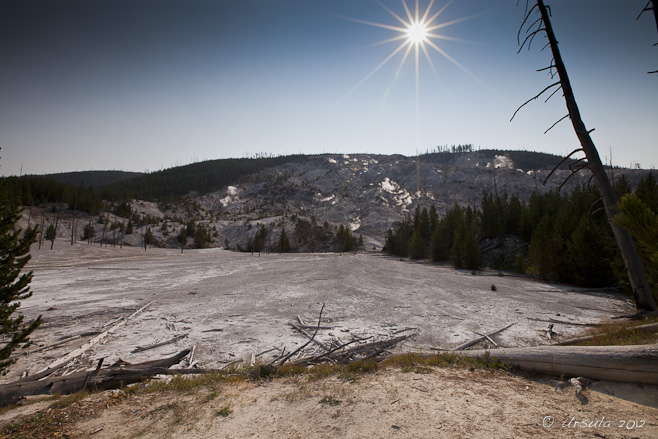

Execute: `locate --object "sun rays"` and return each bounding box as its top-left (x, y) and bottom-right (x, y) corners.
top-left (336, 0), bottom-right (479, 148)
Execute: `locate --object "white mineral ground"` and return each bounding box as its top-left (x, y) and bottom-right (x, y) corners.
top-left (6, 243), bottom-right (635, 381)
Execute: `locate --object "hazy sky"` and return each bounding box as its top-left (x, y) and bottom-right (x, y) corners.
top-left (1, 0), bottom-right (656, 176)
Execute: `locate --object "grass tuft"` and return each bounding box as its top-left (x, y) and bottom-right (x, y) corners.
top-left (215, 404), bottom-right (233, 417)
top-left (572, 315), bottom-right (658, 346)
top-left (50, 391), bottom-right (89, 408)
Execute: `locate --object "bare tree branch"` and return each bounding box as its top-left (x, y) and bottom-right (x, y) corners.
top-left (637, 1), bottom-right (653, 20)
top-left (544, 114), bottom-right (569, 134)
top-left (517, 3), bottom-right (540, 45)
top-left (542, 148), bottom-right (584, 186)
top-left (544, 85), bottom-right (562, 102)
top-left (537, 64), bottom-right (556, 72)
top-left (568, 158), bottom-right (588, 172)
top-left (518, 28), bottom-right (546, 53)
top-left (510, 81), bottom-right (560, 122)
top-left (558, 163), bottom-right (589, 191)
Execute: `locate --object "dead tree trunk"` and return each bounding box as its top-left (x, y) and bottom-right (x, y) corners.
top-left (459, 344), bottom-right (658, 384)
top-left (523, 0), bottom-right (656, 312)
top-left (0, 349), bottom-right (190, 406)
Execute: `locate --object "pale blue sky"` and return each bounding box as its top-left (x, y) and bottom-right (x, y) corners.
top-left (1, 0), bottom-right (656, 176)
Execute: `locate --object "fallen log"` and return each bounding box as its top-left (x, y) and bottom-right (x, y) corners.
top-left (457, 344), bottom-right (658, 384)
top-left (527, 317), bottom-right (598, 326)
top-left (131, 333), bottom-right (188, 353)
top-left (555, 322), bottom-right (658, 346)
top-left (452, 323), bottom-right (515, 351)
top-left (289, 323), bottom-right (331, 352)
top-left (277, 304), bottom-right (325, 365)
top-left (293, 332), bottom-right (416, 366)
top-left (35, 300), bottom-right (155, 374)
top-left (0, 349), bottom-right (189, 406)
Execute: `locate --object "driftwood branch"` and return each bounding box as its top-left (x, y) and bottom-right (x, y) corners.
top-left (289, 323), bottom-right (331, 352)
top-left (131, 334), bottom-right (188, 353)
top-left (527, 317), bottom-right (598, 327)
top-left (35, 300), bottom-right (155, 375)
top-left (292, 332), bottom-right (416, 366)
top-left (451, 323), bottom-right (515, 351)
top-left (555, 322), bottom-right (658, 346)
top-left (276, 304), bottom-right (325, 365)
top-left (0, 349), bottom-right (190, 406)
top-left (15, 331), bottom-right (102, 357)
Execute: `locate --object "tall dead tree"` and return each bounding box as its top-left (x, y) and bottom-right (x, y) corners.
top-left (637, 0), bottom-right (658, 74)
top-left (514, 0), bottom-right (656, 312)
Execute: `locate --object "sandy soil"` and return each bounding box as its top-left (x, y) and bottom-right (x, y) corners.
top-left (2, 244), bottom-right (656, 437)
top-left (40, 368), bottom-right (658, 439)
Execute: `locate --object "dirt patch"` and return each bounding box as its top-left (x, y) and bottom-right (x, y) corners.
top-left (4, 367), bottom-right (657, 438)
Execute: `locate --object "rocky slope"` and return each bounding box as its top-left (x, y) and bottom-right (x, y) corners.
top-left (21, 152), bottom-right (652, 252)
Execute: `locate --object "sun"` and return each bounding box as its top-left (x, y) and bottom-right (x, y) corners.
top-left (336, 1), bottom-right (480, 148)
top-left (406, 20), bottom-right (429, 45)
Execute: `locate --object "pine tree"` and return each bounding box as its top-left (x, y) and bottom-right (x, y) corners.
top-left (45, 224), bottom-right (57, 246)
top-left (0, 183), bottom-right (42, 373)
top-left (462, 227), bottom-right (482, 270)
top-left (409, 228), bottom-right (424, 260)
top-left (451, 225), bottom-right (466, 268)
top-left (279, 228), bottom-right (291, 253)
top-left (125, 219), bottom-right (134, 235)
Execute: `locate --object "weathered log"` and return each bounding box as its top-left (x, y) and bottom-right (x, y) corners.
top-left (289, 323), bottom-right (331, 352)
top-left (131, 333), bottom-right (188, 353)
top-left (277, 304), bottom-right (325, 365)
top-left (555, 322), bottom-right (658, 346)
top-left (451, 323), bottom-right (515, 351)
top-left (12, 362), bottom-right (67, 384)
top-left (527, 317), bottom-right (598, 327)
top-left (458, 344), bottom-right (658, 384)
top-left (0, 349), bottom-right (189, 406)
top-left (36, 300), bottom-right (155, 374)
top-left (293, 332), bottom-right (416, 366)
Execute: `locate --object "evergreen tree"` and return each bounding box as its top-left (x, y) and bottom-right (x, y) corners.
top-left (0, 183), bottom-right (42, 373)
top-left (615, 193), bottom-right (658, 298)
top-left (408, 228), bottom-right (424, 260)
top-left (419, 207), bottom-right (430, 241)
top-left (635, 172), bottom-right (658, 212)
top-left (462, 227), bottom-right (482, 270)
top-left (564, 217), bottom-right (615, 287)
top-left (384, 229), bottom-right (397, 255)
top-left (279, 228), bottom-right (291, 253)
top-left (429, 223), bottom-right (444, 261)
top-left (125, 219), bottom-right (134, 235)
top-left (337, 224), bottom-right (354, 252)
top-left (144, 227), bottom-right (155, 249)
top-left (81, 224), bottom-right (95, 241)
top-left (45, 224), bottom-right (56, 244)
top-left (614, 175), bottom-right (632, 199)
top-left (428, 205), bottom-right (438, 235)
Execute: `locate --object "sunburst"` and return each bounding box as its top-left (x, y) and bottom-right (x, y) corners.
top-left (340, 0), bottom-right (478, 147)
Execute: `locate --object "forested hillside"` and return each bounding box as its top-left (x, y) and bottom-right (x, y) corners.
top-left (101, 155), bottom-right (307, 201)
top-left (7, 151), bottom-right (656, 286)
top-left (385, 172), bottom-right (658, 299)
top-left (46, 170), bottom-right (143, 187)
